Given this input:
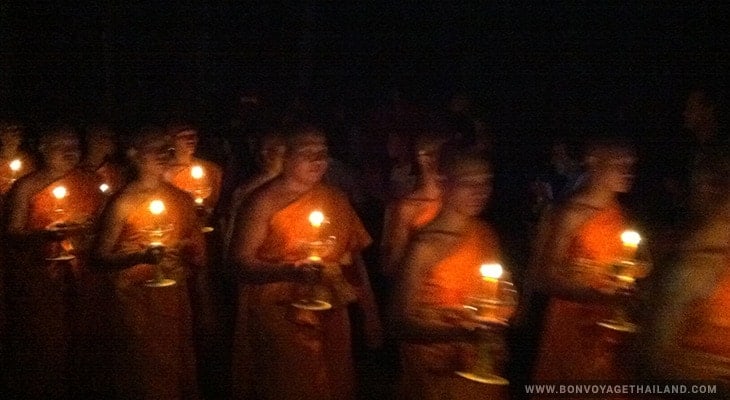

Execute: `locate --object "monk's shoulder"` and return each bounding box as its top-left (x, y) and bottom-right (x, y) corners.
top-left (9, 170), bottom-right (49, 200)
top-left (242, 179), bottom-right (286, 217)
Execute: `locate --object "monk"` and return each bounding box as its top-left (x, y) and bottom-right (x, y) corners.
top-left (165, 122), bottom-right (223, 213)
top-left (0, 120), bottom-right (35, 197)
top-left (645, 148), bottom-right (730, 395)
top-left (230, 125), bottom-right (382, 400)
top-left (3, 126), bottom-right (104, 398)
top-left (81, 123), bottom-right (127, 195)
top-left (393, 148), bottom-right (511, 400)
top-left (93, 126), bottom-right (205, 399)
top-left (525, 140), bottom-right (640, 395)
top-left (381, 133), bottom-right (446, 279)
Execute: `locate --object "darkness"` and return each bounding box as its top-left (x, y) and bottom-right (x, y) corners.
top-left (2, 2), bottom-right (727, 127)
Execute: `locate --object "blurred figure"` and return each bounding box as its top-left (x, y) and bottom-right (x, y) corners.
top-left (223, 130), bottom-right (286, 251)
top-left (81, 124), bottom-right (127, 195)
top-left (381, 133), bottom-right (447, 279)
top-left (92, 126), bottom-right (205, 399)
top-left (644, 146), bottom-right (730, 395)
top-left (3, 125), bottom-right (104, 398)
top-left (0, 120), bottom-right (35, 197)
top-left (392, 147), bottom-right (509, 400)
top-left (230, 125), bottom-right (381, 400)
top-left (524, 139), bottom-right (641, 390)
top-left (165, 122), bottom-right (224, 214)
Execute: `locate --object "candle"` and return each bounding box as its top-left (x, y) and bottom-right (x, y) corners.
top-left (191, 165), bottom-right (204, 180)
top-left (620, 230), bottom-right (641, 261)
top-left (307, 210), bottom-right (325, 262)
top-left (148, 199), bottom-right (166, 246)
top-left (9, 159), bottom-right (21, 178)
top-left (480, 263), bottom-right (503, 301)
top-left (52, 185), bottom-right (67, 200)
top-left (99, 183), bottom-right (110, 194)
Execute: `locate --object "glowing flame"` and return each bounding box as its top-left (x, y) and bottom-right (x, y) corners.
top-left (621, 230), bottom-right (641, 248)
top-left (191, 165), bottom-right (204, 180)
top-left (99, 183), bottom-right (110, 193)
top-left (9, 159), bottom-right (21, 172)
top-left (52, 186), bottom-right (67, 200)
top-left (480, 263), bottom-right (503, 280)
top-left (194, 197), bottom-right (204, 205)
top-left (308, 210), bottom-right (325, 228)
top-left (149, 199), bottom-right (165, 215)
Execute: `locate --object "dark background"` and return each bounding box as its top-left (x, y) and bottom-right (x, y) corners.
top-left (0, 2), bottom-right (728, 139)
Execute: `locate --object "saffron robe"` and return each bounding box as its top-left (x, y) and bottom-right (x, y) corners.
top-left (232, 183), bottom-right (371, 400)
top-left (399, 220), bottom-right (508, 400)
top-left (4, 168), bottom-right (104, 398)
top-left (103, 184), bottom-right (205, 400)
top-left (381, 196), bottom-right (441, 278)
top-left (533, 202), bottom-right (635, 390)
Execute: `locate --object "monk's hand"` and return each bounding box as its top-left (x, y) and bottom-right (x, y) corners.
top-left (44, 221), bottom-right (84, 241)
top-left (293, 262), bottom-right (322, 284)
top-left (143, 244), bottom-right (166, 265)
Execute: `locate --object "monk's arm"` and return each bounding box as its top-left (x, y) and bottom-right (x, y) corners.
top-left (5, 183), bottom-right (52, 241)
top-left (392, 238), bottom-right (474, 343)
top-left (230, 196), bottom-right (303, 284)
top-left (380, 201), bottom-right (412, 278)
top-left (91, 199), bottom-right (150, 269)
top-left (540, 208), bottom-right (613, 303)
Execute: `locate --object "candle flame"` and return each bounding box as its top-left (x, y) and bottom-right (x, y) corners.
top-left (480, 263), bottom-right (503, 280)
top-left (194, 197), bottom-right (204, 205)
top-left (9, 159), bottom-right (21, 172)
top-left (621, 230), bottom-right (641, 248)
top-left (191, 165), bottom-right (204, 180)
top-left (99, 183), bottom-right (110, 193)
top-left (149, 199), bottom-right (165, 215)
top-left (52, 186), bottom-right (67, 200)
top-left (308, 210), bottom-right (325, 228)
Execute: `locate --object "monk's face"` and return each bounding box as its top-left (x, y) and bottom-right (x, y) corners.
top-left (44, 135), bottom-right (81, 171)
top-left (172, 128), bottom-right (198, 157)
top-left (593, 154), bottom-right (635, 193)
top-left (136, 137), bottom-right (174, 176)
top-left (284, 133), bottom-right (329, 185)
top-left (446, 160), bottom-right (492, 216)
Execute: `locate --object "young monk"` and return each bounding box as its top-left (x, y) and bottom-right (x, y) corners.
top-left (525, 140), bottom-right (639, 391)
top-left (0, 120), bottom-right (35, 197)
top-left (81, 123), bottom-right (127, 195)
top-left (381, 133), bottom-right (447, 279)
top-left (3, 125), bottom-right (104, 398)
top-left (165, 122), bottom-right (223, 213)
top-left (93, 126), bottom-right (205, 399)
top-left (393, 147), bottom-right (510, 400)
top-left (645, 147), bottom-right (730, 394)
top-left (230, 125), bottom-right (382, 400)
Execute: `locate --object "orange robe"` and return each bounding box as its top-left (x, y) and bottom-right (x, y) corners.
top-left (167, 158), bottom-right (223, 210)
top-left (533, 203), bottom-right (634, 390)
top-left (232, 183), bottom-right (372, 400)
top-left (682, 259), bottom-right (730, 361)
top-left (4, 168), bottom-right (104, 398)
top-left (103, 184), bottom-right (205, 399)
top-left (399, 220), bottom-right (508, 400)
top-left (381, 196), bottom-right (440, 278)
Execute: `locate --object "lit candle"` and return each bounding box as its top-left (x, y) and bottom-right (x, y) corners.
top-left (99, 183), bottom-right (110, 194)
top-left (480, 263), bottom-right (503, 301)
top-left (52, 185), bottom-right (67, 201)
top-left (191, 165), bottom-right (205, 204)
top-left (620, 230), bottom-right (641, 261)
top-left (307, 210), bottom-right (325, 262)
top-left (148, 199), bottom-right (166, 246)
top-left (9, 159), bottom-right (21, 179)
top-left (191, 165), bottom-right (204, 180)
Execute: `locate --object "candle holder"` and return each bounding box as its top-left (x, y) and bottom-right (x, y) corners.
top-left (291, 236), bottom-right (336, 311)
top-left (44, 186), bottom-right (77, 261)
top-left (141, 199), bottom-right (176, 288)
top-left (455, 281), bottom-right (517, 385)
top-left (189, 165), bottom-right (214, 233)
top-left (596, 259), bottom-right (650, 333)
